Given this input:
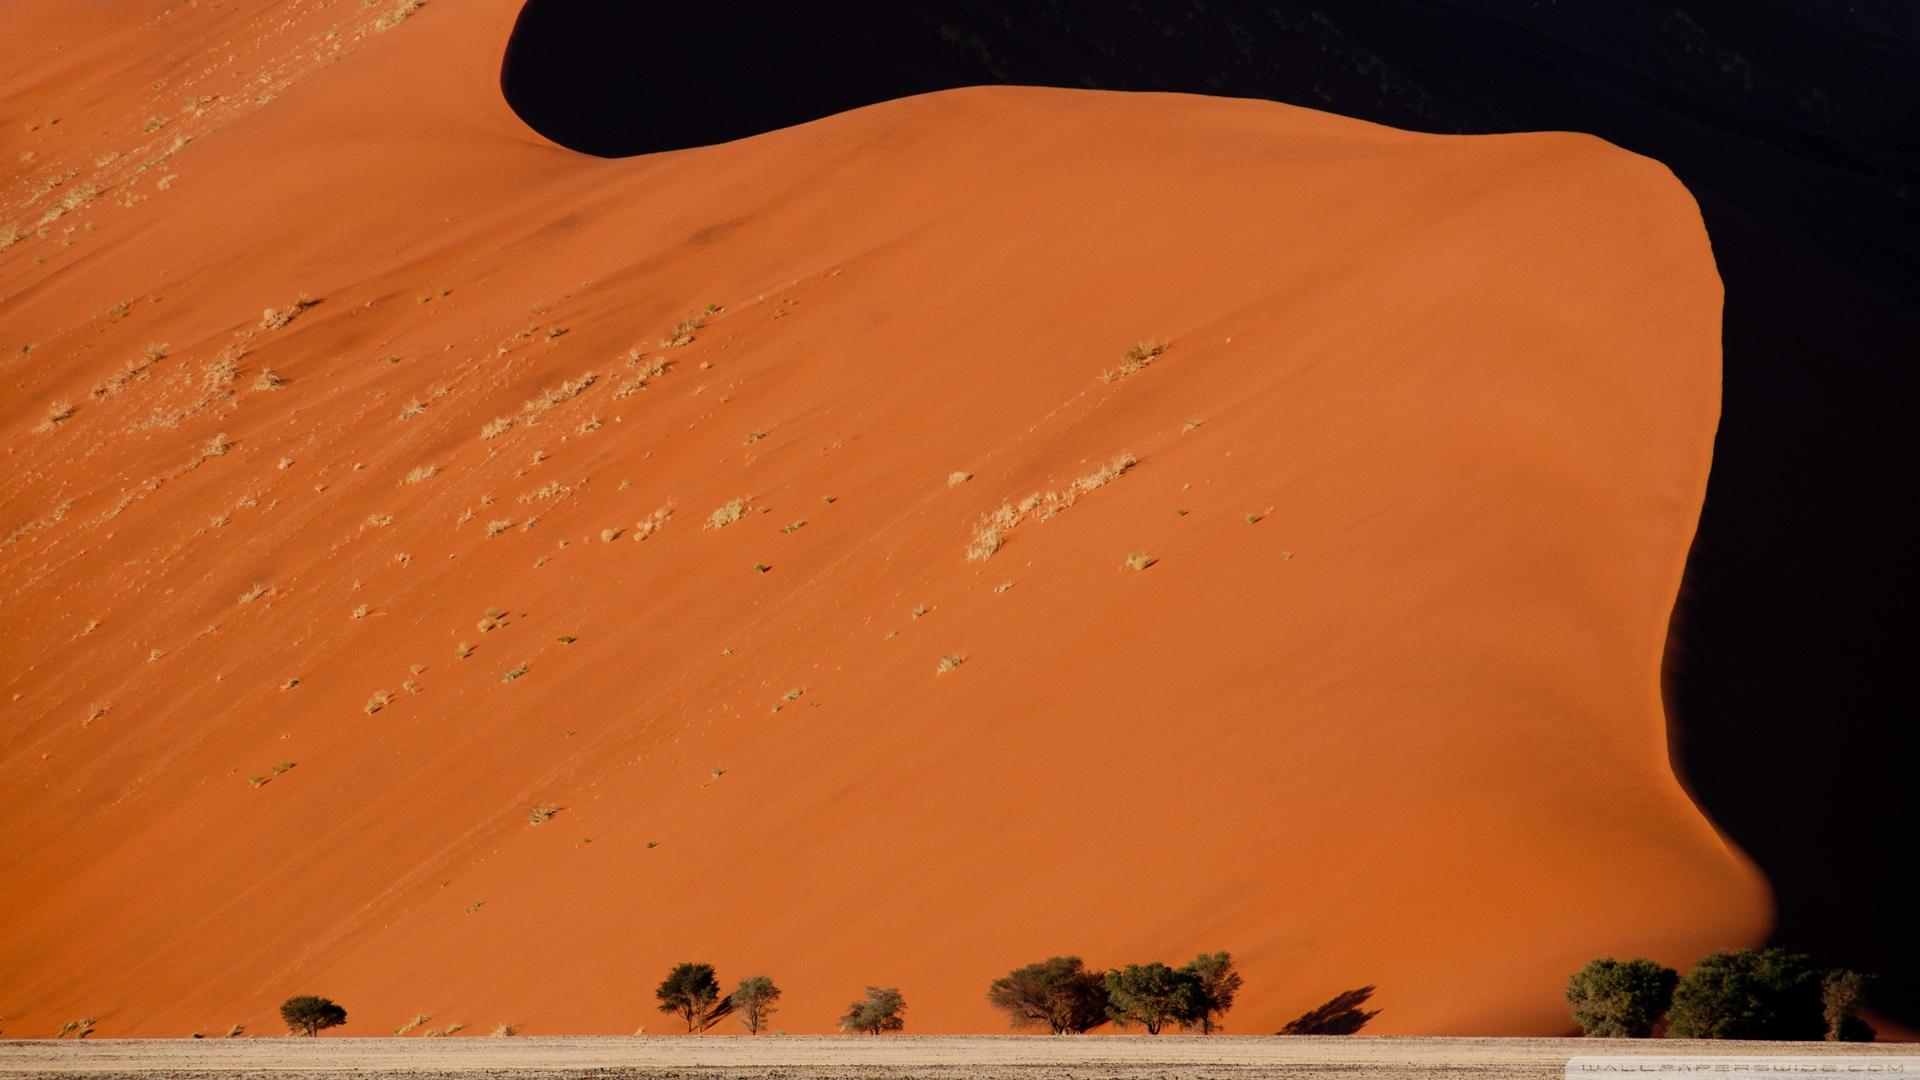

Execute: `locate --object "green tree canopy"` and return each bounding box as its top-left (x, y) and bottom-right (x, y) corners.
top-left (1565, 958), bottom-right (1680, 1037)
top-left (1822, 970), bottom-right (1876, 1042)
top-left (1668, 949), bottom-right (1825, 1040)
top-left (731, 975), bottom-right (782, 1035)
top-left (656, 962), bottom-right (728, 1033)
top-left (1178, 952), bottom-right (1243, 1034)
top-left (1103, 963), bottom-right (1192, 1035)
top-left (987, 956), bottom-right (1110, 1034)
top-left (840, 986), bottom-right (907, 1034)
top-left (278, 995), bottom-right (347, 1037)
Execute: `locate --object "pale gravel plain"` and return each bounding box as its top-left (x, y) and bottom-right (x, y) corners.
top-left (2, 1035), bottom-right (1916, 1080)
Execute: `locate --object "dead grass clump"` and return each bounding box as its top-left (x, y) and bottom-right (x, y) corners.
top-left (237, 582), bottom-right (270, 604)
top-left (523, 371), bottom-right (597, 415)
top-left (202, 432), bottom-right (231, 458)
top-left (704, 497), bottom-right (747, 530)
top-left (455, 641), bottom-right (475, 659)
top-left (395, 1013), bottom-right (433, 1036)
top-left (480, 416), bottom-right (513, 441)
top-left (34, 400), bottom-right (75, 432)
top-left (633, 506), bottom-right (672, 539)
top-left (374, 0), bottom-right (423, 31)
top-left (491, 1022), bottom-right (519, 1037)
top-left (936, 653), bottom-right (966, 674)
top-left (259, 295), bottom-right (316, 331)
top-left (400, 464), bottom-right (438, 485)
top-left (963, 452), bottom-right (1137, 561)
top-left (397, 398), bottom-right (426, 420)
top-left (528, 803), bottom-right (560, 825)
top-left (948, 471), bottom-right (972, 487)
top-left (0, 223), bottom-right (22, 251)
top-left (202, 345), bottom-right (245, 390)
top-left (662, 317), bottom-right (701, 348)
top-left (485, 518), bottom-right (514, 537)
top-left (252, 368), bottom-right (285, 390)
top-left (1124, 552), bottom-right (1154, 571)
top-left (364, 690), bottom-right (394, 715)
top-left (1101, 340), bottom-right (1165, 382)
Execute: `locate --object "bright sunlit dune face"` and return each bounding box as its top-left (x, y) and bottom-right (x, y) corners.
top-left (0, 0), bottom-right (1765, 1039)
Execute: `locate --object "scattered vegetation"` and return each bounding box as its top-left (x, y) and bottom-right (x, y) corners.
top-left (936, 653), bottom-right (966, 675)
top-left (401, 465), bottom-right (438, 485)
top-left (279, 995), bottom-right (347, 1037)
top-left (364, 690), bottom-right (394, 715)
top-left (395, 1012), bottom-right (433, 1036)
top-left (528, 803), bottom-right (560, 825)
top-left (841, 987), bottom-right (907, 1035)
top-left (1103, 953), bottom-right (1242, 1034)
top-left (480, 416), bottom-right (513, 441)
top-left (237, 582), bottom-right (270, 604)
top-left (948, 471), bottom-right (972, 487)
top-left (373, 0), bottom-right (424, 32)
top-left (1124, 552), bottom-right (1154, 571)
top-left (34, 399), bottom-right (75, 433)
top-left (662, 316), bottom-right (701, 348)
top-left (491, 1022), bottom-right (519, 1037)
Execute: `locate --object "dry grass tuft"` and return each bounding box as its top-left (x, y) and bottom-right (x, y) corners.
top-left (491, 1022), bottom-right (519, 1037)
top-left (1101, 339), bottom-right (1165, 382)
top-left (395, 1013), bottom-right (432, 1036)
top-left (252, 368), bottom-right (285, 390)
top-left (936, 653), bottom-right (966, 675)
top-left (1124, 552), bottom-right (1154, 571)
top-left (523, 371), bottom-right (597, 415)
top-left (485, 518), bottom-right (514, 537)
top-left (34, 400), bottom-right (75, 432)
top-left (236, 582), bottom-right (270, 604)
top-left (400, 464), bottom-right (438, 485)
top-left (633, 506), bottom-right (673, 540)
top-left (704, 497), bottom-right (747, 530)
top-left (364, 690), bottom-right (394, 715)
top-left (259, 295), bottom-right (316, 331)
top-left (480, 416), bottom-right (513, 441)
top-left (948, 470), bottom-right (972, 487)
top-left (662, 316), bottom-right (701, 348)
top-left (528, 803), bottom-right (560, 825)
top-left (963, 452), bottom-right (1137, 561)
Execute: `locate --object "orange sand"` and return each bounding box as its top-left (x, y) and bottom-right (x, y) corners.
top-left (0, 0), bottom-right (1767, 1039)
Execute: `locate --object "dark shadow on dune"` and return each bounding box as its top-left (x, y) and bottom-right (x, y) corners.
top-left (500, 1), bottom-right (1920, 1024)
top-left (1279, 986), bottom-right (1381, 1036)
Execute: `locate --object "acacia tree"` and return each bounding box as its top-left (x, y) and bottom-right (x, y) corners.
top-left (987, 956), bottom-right (1109, 1034)
top-left (731, 975), bottom-right (782, 1035)
top-left (1667, 949), bottom-right (1825, 1040)
top-left (1178, 952), bottom-right (1243, 1034)
top-left (1103, 963), bottom-right (1192, 1035)
top-left (1565, 958), bottom-right (1680, 1037)
top-left (278, 995), bottom-right (347, 1037)
top-left (840, 986), bottom-right (907, 1034)
top-left (656, 962), bottom-right (729, 1033)
top-left (1822, 970), bottom-right (1876, 1042)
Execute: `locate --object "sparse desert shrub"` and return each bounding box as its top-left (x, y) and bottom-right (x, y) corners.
top-left (1101, 339), bottom-right (1165, 382)
top-left (744, 430), bottom-right (767, 445)
top-left (366, 513), bottom-right (393, 527)
top-left (705, 498), bottom-right (747, 530)
top-left (237, 582), bottom-right (269, 604)
top-left (631, 507), bottom-right (672, 539)
top-left (401, 465), bottom-right (438, 485)
top-left (523, 371), bottom-right (597, 414)
top-left (657, 962), bottom-right (730, 1033)
top-left (500, 662), bottom-right (528, 683)
top-left (0, 223), bottom-right (22, 251)
top-left (259, 295), bottom-right (316, 331)
top-left (350, 603), bottom-right (369, 620)
top-left (600, 528), bottom-right (622, 542)
top-left (936, 653), bottom-right (965, 674)
top-left (491, 1022), bottom-right (518, 1037)
top-left (1277, 985), bottom-right (1380, 1035)
top-left (455, 641), bottom-right (475, 659)
top-left (1565, 958), bottom-right (1678, 1037)
top-left (480, 416), bottom-right (513, 441)
top-left (485, 518), bottom-right (514, 537)
top-left (202, 432), bottom-right (231, 458)
top-left (223, 1024), bottom-right (244, 1038)
top-left (1667, 949), bottom-right (1825, 1040)
top-left (1124, 552), bottom-right (1153, 571)
top-left (443, 1022), bottom-right (465, 1035)
top-left (279, 995), bottom-right (347, 1037)
top-left (395, 1012), bottom-right (433, 1036)
top-left (1823, 970), bottom-right (1875, 1042)
top-left (732, 976), bottom-right (782, 1035)
top-left (364, 691), bottom-right (393, 715)
top-left (988, 956), bottom-right (1110, 1034)
top-left (374, 0), bottom-right (423, 31)
top-left (397, 398), bottom-right (426, 420)
top-left (662, 317), bottom-right (700, 348)
top-left (35, 399), bottom-right (75, 432)
top-left (840, 986), bottom-right (906, 1035)
top-left (528, 803), bottom-right (560, 825)
top-left (253, 368), bottom-right (285, 390)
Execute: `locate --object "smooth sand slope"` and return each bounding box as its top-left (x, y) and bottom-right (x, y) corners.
top-left (0, 0), bottom-right (1766, 1040)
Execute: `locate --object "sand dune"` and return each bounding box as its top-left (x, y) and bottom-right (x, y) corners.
top-left (0, 0), bottom-right (1765, 1039)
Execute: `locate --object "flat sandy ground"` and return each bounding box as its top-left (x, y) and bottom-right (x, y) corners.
top-left (3, 1035), bottom-right (1915, 1079)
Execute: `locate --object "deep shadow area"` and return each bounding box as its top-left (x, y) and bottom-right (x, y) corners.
top-left (502, 1), bottom-right (1919, 1024)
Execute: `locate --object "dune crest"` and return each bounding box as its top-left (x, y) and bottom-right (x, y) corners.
top-left (0, 0), bottom-right (1765, 1037)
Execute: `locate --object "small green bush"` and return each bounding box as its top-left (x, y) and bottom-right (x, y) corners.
top-left (279, 995), bottom-right (347, 1037)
